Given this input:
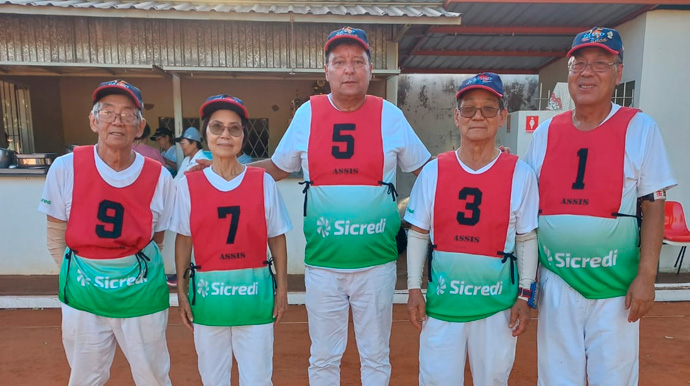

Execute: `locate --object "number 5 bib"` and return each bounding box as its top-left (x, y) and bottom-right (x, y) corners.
top-left (538, 107), bottom-right (640, 298)
top-left (302, 95), bottom-right (400, 269)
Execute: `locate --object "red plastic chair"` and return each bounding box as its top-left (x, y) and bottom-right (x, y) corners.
top-left (663, 201), bottom-right (690, 275)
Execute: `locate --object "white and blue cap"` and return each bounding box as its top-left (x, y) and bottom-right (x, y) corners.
top-left (175, 126), bottom-right (202, 144)
top-left (456, 72), bottom-right (504, 100)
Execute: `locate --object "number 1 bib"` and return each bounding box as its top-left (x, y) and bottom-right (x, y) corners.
top-left (538, 107), bottom-right (640, 298)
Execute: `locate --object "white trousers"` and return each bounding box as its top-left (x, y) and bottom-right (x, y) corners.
top-left (61, 304), bottom-right (171, 386)
top-left (194, 323), bottom-right (274, 386)
top-left (305, 262), bottom-right (396, 386)
top-left (419, 311), bottom-right (517, 386)
top-left (537, 268), bottom-right (639, 386)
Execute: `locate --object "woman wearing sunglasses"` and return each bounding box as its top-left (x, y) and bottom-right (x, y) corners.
top-left (171, 94), bottom-right (292, 385)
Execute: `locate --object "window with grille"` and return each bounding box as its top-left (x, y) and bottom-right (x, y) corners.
top-left (612, 81), bottom-right (635, 107)
top-left (158, 117), bottom-right (269, 159)
top-left (0, 79), bottom-right (34, 153)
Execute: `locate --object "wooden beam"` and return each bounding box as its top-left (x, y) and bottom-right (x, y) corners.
top-left (401, 68), bottom-right (539, 75)
top-left (412, 49), bottom-right (567, 57)
top-left (444, 0), bottom-right (690, 4)
top-left (429, 26), bottom-right (586, 35)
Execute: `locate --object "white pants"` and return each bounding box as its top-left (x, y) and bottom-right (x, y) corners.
top-left (537, 268), bottom-right (639, 386)
top-left (194, 323), bottom-right (274, 386)
top-left (305, 262), bottom-right (396, 386)
top-left (419, 311), bottom-right (517, 386)
top-left (61, 304), bottom-right (171, 386)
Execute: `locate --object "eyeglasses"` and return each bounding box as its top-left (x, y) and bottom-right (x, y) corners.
top-left (457, 106), bottom-right (500, 118)
top-left (208, 122), bottom-right (243, 137)
top-left (568, 60), bottom-right (619, 73)
top-left (97, 109), bottom-right (139, 125)
top-left (329, 59), bottom-right (369, 70)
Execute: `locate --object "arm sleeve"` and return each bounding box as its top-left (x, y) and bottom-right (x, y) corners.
top-left (264, 174), bottom-right (293, 238)
top-left (271, 103), bottom-right (310, 173)
top-left (636, 118), bottom-right (677, 197)
top-left (394, 107), bottom-right (431, 173)
top-left (403, 161), bottom-right (436, 231)
top-left (152, 169), bottom-right (176, 232)
top-left (46, 220), bottom-right (67, 266)
top-left (515, 230), bottom-right (538, 290)
top-left (38, 156), bottom-right (69, 221)
top-left (169, 178), bottom-right (192, 236)
top-left (407, 228), bottom-right (430, 290)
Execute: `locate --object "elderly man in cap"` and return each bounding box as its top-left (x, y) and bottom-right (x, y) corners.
top-left (405, 72), bottom-right (539, 385)
top-left (38, 79), bottom-right (175, 385)
top-left (524, 27), bottom-right (676, 385)
top-left (174, 126), bottom-right (210, 181)
top-left (253, 26), bottom-right (431, 385)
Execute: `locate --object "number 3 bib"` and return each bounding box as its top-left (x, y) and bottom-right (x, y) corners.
top-left (538, 107), bottom-right (640, 299)
top-left (427, 151), bottom-right (518, 323)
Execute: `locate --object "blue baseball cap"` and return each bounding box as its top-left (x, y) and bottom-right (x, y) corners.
top-left (324, 26), bottom-right (370, 54)
top-left (199, 94), bottom-right (249, 121)
top-left (175, 126), bottom-right (203, 144)
top-left (456, 72), bottom-right (504, 100)
top-left (567, 27), bottom-right (624, 61)
top-left (92, 79), bottom-right (143, 109)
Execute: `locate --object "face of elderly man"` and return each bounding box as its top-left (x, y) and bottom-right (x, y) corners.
top-left (454, 88), bottom-right (507, 143)
top-left (568, 47), bottom-right (623, 108)
top-left (324, 42), bottom-right (373, 101)
top-left (89, 93), bottom-right (145, 150)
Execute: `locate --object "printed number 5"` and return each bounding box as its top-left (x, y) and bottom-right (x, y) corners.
top-left (457, 187), bottom-right (482, 226)
top-left (332, 124), bottom-right (355, 159)
top-left (218, 206), bottom-right (241, 244)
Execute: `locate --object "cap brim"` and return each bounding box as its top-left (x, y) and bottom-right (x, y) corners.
top-left (324, 35), bottom-right (370, 53)
top-left (92, 85), bottom-right (141, 108)
top-left (567, 43), bottom-right (620, 58)
top-left (149, 135), bottom-right (159, 141)
top-left (200, 99), bottom-right (249, 121)
top-left (456, 85), bottom-right (503, 100)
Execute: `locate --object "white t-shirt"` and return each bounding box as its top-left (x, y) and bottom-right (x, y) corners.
top-left (271, 95), bottom-right (431, 182)
top-left (38, 145), bottom-right (175, 234)
top-left (174, 149), bottom-right (210, 182)
top-left (405, 152), bottom-right (539, 253)
top-left (170, 166), bottom-right (293, 238)
top-left (524, 103), bottom-right (677, 199)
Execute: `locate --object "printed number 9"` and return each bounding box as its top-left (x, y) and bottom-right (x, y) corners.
top-left (96, 200), bottom-right (124, 239)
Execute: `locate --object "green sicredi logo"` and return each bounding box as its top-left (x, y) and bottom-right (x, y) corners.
top-left (40, 198), bottom-right (51, 205)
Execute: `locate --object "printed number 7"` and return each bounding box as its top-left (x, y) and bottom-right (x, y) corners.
top-left (217, 206), bottom-right (241, 244)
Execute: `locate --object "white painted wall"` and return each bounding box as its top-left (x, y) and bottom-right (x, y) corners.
top-left (538, 10), bottom-right (690, 272)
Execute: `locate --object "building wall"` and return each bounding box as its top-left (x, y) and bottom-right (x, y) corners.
top-left (538, 10), bottom-right (690, 272)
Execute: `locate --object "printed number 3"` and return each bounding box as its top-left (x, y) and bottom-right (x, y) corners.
top-left (218, 206), bottom-right (241, 244)
top-left (96, 200), bottom-right (124, 239)
top-left (457, 187), bottom-right (482, 226)
top-left (572, 148), bottom-right (588, 190)
top-left (332, 124), bottom-right (355, 159)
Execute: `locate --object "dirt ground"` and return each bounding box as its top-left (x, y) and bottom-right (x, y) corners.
top-left (1, 303), bottom-right (689, 386)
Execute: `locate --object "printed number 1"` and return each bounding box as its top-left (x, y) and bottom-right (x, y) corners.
top-left (218, 206), bottom-right (241, 244)
top-left (572, 148), bottom-right (588, 190)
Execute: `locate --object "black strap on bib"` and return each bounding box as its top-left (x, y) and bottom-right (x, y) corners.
top-left (62, 249), bottom-right (75, 305)
top-left (379, 181), bottom-right (398, 202)
top-left (498, 251), bottom-right (517, 285)
top-left (184, 263), bottom-right (202, 305)
top-left (427, 244), bottom-right (437, 282)
top-left (264, 257), bottom-right (277, 295)
top-left (298, 180), bottom-right (313, 217)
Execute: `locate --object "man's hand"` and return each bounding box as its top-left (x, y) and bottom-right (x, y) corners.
top-left (177, 291), bottom-right (194, 332)
top-left (499, 145), bottom-right (512, 154)
top-left (509, 299), bottom-right (531, 337)
top-left (186, 158), bottom-right (212, 173)
top-left (273, 288), bottom-right (288, 324)
top-left (407, 289), bottom-right (427, 331)
top-left (625, 274), bottom-right (655, 322)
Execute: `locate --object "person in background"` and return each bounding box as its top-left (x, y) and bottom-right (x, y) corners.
top-left (150, 127), bottom-right (178, 176)
top-left (174, 126), bottom-right (210, 182)
top-left (133, 124), bottom-right (167, 167)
